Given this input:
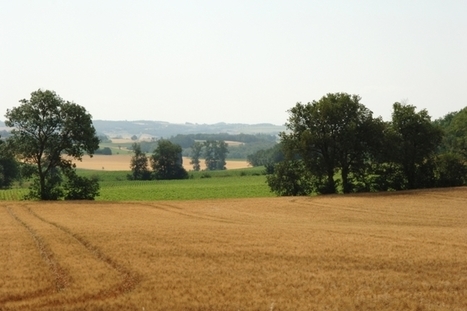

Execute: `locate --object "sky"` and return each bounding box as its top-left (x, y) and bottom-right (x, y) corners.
top-left (1, 1), bottom-right (466, 125)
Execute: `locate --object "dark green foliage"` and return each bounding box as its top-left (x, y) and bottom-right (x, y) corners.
top-left (434, 153), bottom-right (467, 187)
top-left (94, 147), bottom-right (112, 155)
top-left (225, 141), bottom-right (277, 159)
top-left (190, 142), bottom-right (203, 171)
top-left (169, 134), bottom-right (196, 148)
top-left (135, 141), bottom-right (158, 153)
top-left (247, 143), bottom-right (284, 170)
top-left (0, 157), bottom-right (19, 189)
top-left (369, 163), bottom-right (407, 191)
top-left (267, 94), bottom-right (465, 197)
top-left (203, 140), bottom-right (229, 170)
top-left (436, 108), bottom-right (467, 160)
top-left (173, 133), bottom-right (276, 147)
top-left (129, 143), bottom-right (151, 180)
top-left (151, 140), bottom-right (188, 180)
top-left (25, 167), bottom-right (64, 200)
top-left (5, 89), bottom-right (100, 200)
top-left (0, 137), bottom-right (20, 188)
top-left (266, 160), bottom-right (312, 196)
top-left (388, 103), bottom-right (443, 189)
top-left (64, 171), bottom-right (100, 200)
top-left (175, 133), bottom-right (277, 159)
top-left (279, 93), bottom-right (383, 194)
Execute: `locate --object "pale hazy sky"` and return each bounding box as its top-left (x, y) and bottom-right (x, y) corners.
top-left (1, 1), bottom-right (466, 125)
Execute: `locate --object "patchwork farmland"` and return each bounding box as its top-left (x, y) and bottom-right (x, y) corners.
top-left (1, 187), bottom-right (466, 310)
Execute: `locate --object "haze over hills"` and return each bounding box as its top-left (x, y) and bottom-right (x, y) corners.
top-left (90, 120), bottom-right (285, 139)
top-left (1, 119), bottom-right (285, 139)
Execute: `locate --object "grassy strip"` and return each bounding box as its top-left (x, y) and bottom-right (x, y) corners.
top-left (0, 188), bottom-right (29, 201)
top-left (0, 167), bottom-right (273, 201)
top-left (97, 175), bottom-right (273, 201)
top-left (77, 166), bottom-right (266, 181)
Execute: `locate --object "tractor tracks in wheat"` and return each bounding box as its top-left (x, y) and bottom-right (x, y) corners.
top-left (1, 204), bottom-right (140, 310)
top-left (1, 206), bottom-right (69, 306)
top-left (138, 201), bottom-right (241, 224)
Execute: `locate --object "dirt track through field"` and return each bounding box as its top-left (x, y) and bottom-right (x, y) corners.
top-left (1, 187), bottom-right (467, 310)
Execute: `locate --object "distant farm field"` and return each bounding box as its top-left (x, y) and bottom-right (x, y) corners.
top-left (1, 187), bottom-right (466, 310)
top-left (72, 154), bottom-right (250, 171)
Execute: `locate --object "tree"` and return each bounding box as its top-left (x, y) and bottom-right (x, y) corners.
top-left (266, 159), bottom-right (312, 196)
top-left (131, 135), bottom-right (138, 141)
top-left (150, 139), bottom-right (188, 179)
top-left (63, 171), bottom-right (100, 200)
top-left (204, 140), bottom-right (229, 170)
top-left (247, 143), bottom-right (284, 174)
top-left (95, 147), bottom-right (112, 155)
top-left (388, 103), bottom-right (443, 189)
top-left (444, 107), bottom-right (467, 160)
top-left (5, 89), bottom-right (100, 200)
top-left (128, 143), bottom-right (151, 180)
top-left (190, 141), bottom-right (203, 171)
top-left (281, 93), bottom-right (383, 194)
top-left (0, 136), bottom-right (19, 189)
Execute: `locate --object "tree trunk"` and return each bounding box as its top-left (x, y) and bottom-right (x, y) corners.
top-left (341, 165), bottom-right (351, 193)
top-left (326, 169), bottom-right (336, 194)
top-left (39, 173), bottom-right (47, 200)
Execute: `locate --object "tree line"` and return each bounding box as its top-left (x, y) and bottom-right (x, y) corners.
top-left (131, 133), bottom-right (276, 160)
top-left (129, 139), bottom-right (230, 180)
top-left (256, 93), bottom-right (467, 195)
top-left (2, 90), bottom-right (466, 200)
top-left (128, 140), bottom-right (188, 180)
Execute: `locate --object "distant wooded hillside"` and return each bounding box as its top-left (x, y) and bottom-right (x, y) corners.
top-left (91, 120), bottom-right (285, 139)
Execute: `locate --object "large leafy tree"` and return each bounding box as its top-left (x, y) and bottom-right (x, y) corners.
top-left (388, 103), bottom-right (443, 189)
top-left (281, 93), bottom-right (383, 194)
top-left (151, 139), bottom-right (188, 180)
top-left (190, 141), bottom-right (203, 171)
top-left (204, 140), bottom-right (229, 170)
top-left (128, 143), bottom-right (151, 180)
top-left (5, 89), bottom-right (100, 200)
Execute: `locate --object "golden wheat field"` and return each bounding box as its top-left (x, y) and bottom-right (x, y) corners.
top-left (72, 155), bottom-right (250, 171)
top-left (1, 188), bottom-right (466, 310)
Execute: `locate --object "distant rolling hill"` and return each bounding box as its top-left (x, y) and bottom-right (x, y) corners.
top-left (92, 120), bottom-right (286, 139)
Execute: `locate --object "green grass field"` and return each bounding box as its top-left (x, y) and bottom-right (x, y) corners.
top-left (0, 167), bottom-right (274, 201)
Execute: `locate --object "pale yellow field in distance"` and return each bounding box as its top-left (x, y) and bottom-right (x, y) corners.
top-left (1, 188), bottom-right (466, 310)
top-left (73, 154), bottom-right (250, 171)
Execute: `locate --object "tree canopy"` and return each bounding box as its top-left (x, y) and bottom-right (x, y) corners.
top-left (439, 107), bottom-right (467, 160)
top-left (5, 89), bottom-right (100, 200)
top-left (151, 139), bottom-right (188, 180)
top-left (278, 93), bottom-right (384, 194)
top-left (266, 93), bottom-right (466, 196)
top-left (128, 143), bottom-right (151, 180)
top-left (0, 136), bottom-right (19, 189)
top-left (388, 102), bottom-right (443, 189)
top-left (190, 141), bottom-right (203, 171)
top-left (203, 140), bottom-right (229, 170)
